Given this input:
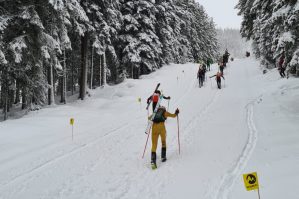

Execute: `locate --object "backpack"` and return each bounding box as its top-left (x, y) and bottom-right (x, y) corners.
top-left (152, 93), bottom-right (159, 103)
top-left (153, 107), bottom-right (166, 123)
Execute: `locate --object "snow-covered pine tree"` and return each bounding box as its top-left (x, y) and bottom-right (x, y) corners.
top-left (237, 0), bottom-right (299, 74)
top-left (87, 0), bottom-right (122, 85)
top-left (205, 19), bottom-right (219, 61)
top-left (155, 0), bottom-right (181, 64)
top-left (0, 0), bottom-right (220, 119)
top-left (119, 0), bottom-right (163, 79)
top-left (272, 0), bottom-right (299, 74)
top-left (172, 0), bottom-right (194, 63)
top-left (1, 1), bottom-right (50, 112)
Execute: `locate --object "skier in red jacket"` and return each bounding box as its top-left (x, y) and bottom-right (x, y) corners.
top-left (210, 72), bottom-right (225, 89)
top-left (147, 90), bottom-right (170, 111)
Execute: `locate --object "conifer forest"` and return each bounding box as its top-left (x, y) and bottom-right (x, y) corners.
top-left (0, 0), bottom-right (219, 120)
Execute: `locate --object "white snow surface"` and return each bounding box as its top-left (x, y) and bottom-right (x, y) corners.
top-left (0, 58), bottom-right (298, 199)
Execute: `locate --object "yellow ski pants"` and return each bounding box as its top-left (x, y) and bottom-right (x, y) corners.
top-left (151, 122), bottom-right (167, 152)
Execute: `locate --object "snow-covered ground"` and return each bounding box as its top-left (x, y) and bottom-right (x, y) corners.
top-left (0, 58), bottom-right (298, 199)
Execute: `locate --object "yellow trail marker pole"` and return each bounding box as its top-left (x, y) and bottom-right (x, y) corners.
top-left (243, 172), bottom-right (261, 199)
top-left (70, 118), bottom-right (74, 141)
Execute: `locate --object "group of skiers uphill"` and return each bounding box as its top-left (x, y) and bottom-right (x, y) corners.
top-left (197, 50), bottom-right (230, 89)
top-left (145, 50), bottom-right (230, 169)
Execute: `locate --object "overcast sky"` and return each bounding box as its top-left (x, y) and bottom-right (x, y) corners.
top-left (196, 0), bottom-right (242, 29)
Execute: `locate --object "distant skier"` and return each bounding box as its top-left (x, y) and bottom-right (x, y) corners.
top-left (148, 106), bottom-right (180, 169)
top-left (206, 58), bottom-right (212, 71)
top-left (147, 90), bottom-right (170, 111)
top-left (202, 63), bottom-right (207, 80)
top-left (219, 62), bottom-right (224, 74)
top-left (223, 49), bottom-right (230, 67)
top-left (210, 72), bottom-right (225, 89)
top-left (278, 54), bottom-right (286, 78)
top-left (197, 65), bottom-right (205, 88)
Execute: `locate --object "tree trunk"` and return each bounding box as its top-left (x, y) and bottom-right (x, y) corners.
top-left (71, 63), bottom-right (74, 95)
top-left (0, 83), bottom-right (3, 109)
top-left (79, 33), bottom-right (88, 100)
top-left (22, 89), bottom-right (27, 110)
top-left (103, 52), bottom-right (107, 86)
top-left (131, 64), bottom-right (133, 79)
top-left (15, 80), bottom-right (20, 104)
top-left (8, 89), bottom-right (14, 112)
top-left (61, 50), bottom-right (67, 104)
top-left (48, 63), bottom-right (55, 105)
top-left (2, 70), bottom-right (8, 120)
top-left (3, 94), bottom-right (7, 121)
top-left (90, 45), bottom-right (94, 89)
top-left (3, 84), bottom-right (8, 121)
top-left (99, 54), bottom-right (102, 86)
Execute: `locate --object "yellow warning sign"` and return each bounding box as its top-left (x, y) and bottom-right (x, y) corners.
top-left (243, 172), bottom-right (259, 191)
top-left (70, 118), bottom-right (74, 125)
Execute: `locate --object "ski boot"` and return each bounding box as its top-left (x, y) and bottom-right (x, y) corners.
top-left (161, 147), bottom-right (167, 162)
top-left (151, 152), bottom-right (157, 170)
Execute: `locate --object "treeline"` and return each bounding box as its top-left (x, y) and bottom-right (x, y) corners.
top-left (0, 0), bottom-right (218, 120)
top-left (217, 28), bottom-right (251, 58)
top-left (236, 0), bottom-right (299, 70)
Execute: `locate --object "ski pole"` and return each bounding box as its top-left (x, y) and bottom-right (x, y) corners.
top-left (167, 100), bottom-right (170, 111)
top-left (142, 126), bottom-right (152, 159)
top-left (177, 115), bottom-right (181, 155)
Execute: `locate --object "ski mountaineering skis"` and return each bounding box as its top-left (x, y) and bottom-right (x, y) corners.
top-left (146, 83), bottom-right (160, 110)
top-left (145, 83), bottom-right (160, 135)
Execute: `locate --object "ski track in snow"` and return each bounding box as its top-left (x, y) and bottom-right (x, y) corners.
top-left (210, 100), bottom-right (259, 199)
top-left (181, 90), bottom-right (219, 145)
top-left (0, 60), bottom-right (269, 199)
top-left (0, 66), bottom-right (202, 199)
top-left (112, 72), bottom-right (219, 199)
top-left (102, 69), bottom-right (219, 199)
top-left (0, 122), bottom-right (130, 186)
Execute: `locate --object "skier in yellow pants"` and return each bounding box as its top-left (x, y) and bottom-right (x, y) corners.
top-left (149, 106), bottom-right (179, 169)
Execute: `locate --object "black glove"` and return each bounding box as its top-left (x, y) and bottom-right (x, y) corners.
top-left (167, 96), bottom-right (171, 100)
top-left (175, 108), bottom-right (179, 115)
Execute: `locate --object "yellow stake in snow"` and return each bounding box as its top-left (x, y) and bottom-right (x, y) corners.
top-left (243, 172), bottom-right (261, 199)
top-left (70, 118), bottom-right (74, 140)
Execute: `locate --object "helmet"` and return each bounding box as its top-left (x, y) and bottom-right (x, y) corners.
top-left (159, 106), bottom-right (166, 111)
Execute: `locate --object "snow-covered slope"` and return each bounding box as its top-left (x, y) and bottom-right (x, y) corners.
top-left (0, 58), bottom-right (298, 199)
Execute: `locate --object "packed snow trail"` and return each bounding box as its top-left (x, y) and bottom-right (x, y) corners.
top-left (0, 58), bottom-right (264, 199)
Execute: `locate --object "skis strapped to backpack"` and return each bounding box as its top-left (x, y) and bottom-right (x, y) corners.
top-left (145, 95), bottom-right (163, 134)
top-left (146, 83), bottom-right (160, 110)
